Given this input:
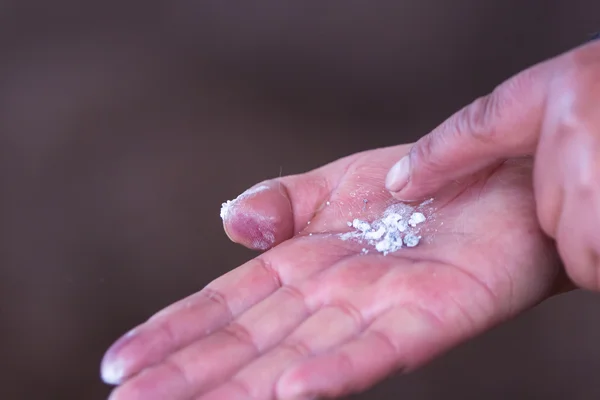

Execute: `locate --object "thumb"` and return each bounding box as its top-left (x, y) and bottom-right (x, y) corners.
top-left (385, 51), bottom-right (560, 201)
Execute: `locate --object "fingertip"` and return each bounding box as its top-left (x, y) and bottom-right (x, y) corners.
top-left (275, 367), bottom-right (311, 400)
top-left (101, 337), bottom-right (135, 386)
top-left (100, 327), bottom-right (149, 386)
top-left (101, 356), bottom-right (126, 385)
top-left (220, 182), bottom-right (294, 250)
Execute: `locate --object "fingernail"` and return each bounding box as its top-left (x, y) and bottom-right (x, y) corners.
top-left (101, 358), bottom-right (125, 385)
top-left (385, 156), bottom-right (411, 192)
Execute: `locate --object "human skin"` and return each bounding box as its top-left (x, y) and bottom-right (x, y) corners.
top-left (101, 144), bottom-right (566, 400)
top-left (385, 39), bottom-right (600, 292)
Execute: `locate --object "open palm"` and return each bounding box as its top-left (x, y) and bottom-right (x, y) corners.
top-left (103, 144), bottom-right (563, 400)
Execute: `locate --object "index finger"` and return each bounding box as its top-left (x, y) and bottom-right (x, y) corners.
top-left (385, 39), bottom-right (600, 201)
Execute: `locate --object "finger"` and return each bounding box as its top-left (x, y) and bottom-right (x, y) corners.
top-left (108, 283), bottom-right (311, 400)
top-left (195, 305), bottom-right (362, 400)
top-left (276, 306), bottom-right (451, 399)
top-left (101, 235), bottom-right (351, 386)
top-left (100, 258), bottom-right (275, 386)
top-left (107, 245), bottom-right (385, 400)
top-left (385, 41), bottom-right (600, 201)
top-left (220, 152), bottom-right (360, 251)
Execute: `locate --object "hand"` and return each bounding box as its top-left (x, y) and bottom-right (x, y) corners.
top-left (101, 144), bottom-right (562, 399)
top-left (385, 39), bottom-right (600, 291)
top-left (102, 146), bottom-right (560, 400)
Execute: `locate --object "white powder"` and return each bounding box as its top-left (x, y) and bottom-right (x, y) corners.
top-left (340, 201), bottom-right (430, 255)
top-left (403, 233), bottom-right (420, 247)
top-left (408, 212), bottom-right (426, 227)
top-left (220, 185), bottom-right (270, 221)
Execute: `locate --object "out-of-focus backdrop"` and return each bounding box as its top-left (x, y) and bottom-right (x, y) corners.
top-left (2, 1), bottom-right (600, 399)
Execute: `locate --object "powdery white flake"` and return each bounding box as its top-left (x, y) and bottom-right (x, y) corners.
top-left (408, 212), bottom-right (426, 227)
top-left (220, 185), bottom-right (270, 221)
top-left (403, 234), bottom-right (421, 247)
top-left (220, 200), bottom-right (234, 220)
top-left (364, 225), bottom-right (386, 240)
top-left (101, 359), bottom-right (125, 385)
top-left (339, 201), bottom-right (431, 255)
top-left (408, 212), bottom-right (425, 227)
top-left (382, 213), bottom-right (408, 232)
top-left (352, 219), bottom-right (371, 232)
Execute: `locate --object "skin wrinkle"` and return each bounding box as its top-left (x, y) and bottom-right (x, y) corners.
top-left (475, 161), bottom-right (531, 317)
top-left (257, 257), bottom-right (283, 289)
top-left (331, 350), bottom-right (357, 392)
top-left (201, 287), bottom-right (235, 323)
top-left (366, 328), bottom-right (402, 361)
top-left (162, 357), bottom-right (193, 396)
top-left (214, 280), bottom-right (311, 367)
top-left (286, 175), bottom-right (332, 235)
top-left (278, 338), bottom-right (313, 359)
top-left (278, 284), bottom-right (308, 310)
top-left (156, 320), bottom-right (179, 357)
top-left (291, 256), bottom-right (392, 343)
top-left (137, 259), bottom-right (277, 370)
top-left (332, 153), bottom-right (370, 201)
top-left (183, 281), bottom-right (311, 399)
top-left (270, 302), bottom-right (370, 398)
top-left (329, 301), bottom-right (366, 334)
top-left (474, 160), bottom-right (508, 203)
top-left (273, 178), bottom-right (297, 235)
top-left (222, 322), bottom-right (261, 355)
top-left (414, 257), bottom-right (500, 321)
top-left (442, 288), bottom-right (478, 334)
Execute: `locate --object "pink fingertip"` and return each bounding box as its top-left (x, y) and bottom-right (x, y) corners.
top-left (101, 357), bottom-right (126, 385)
top-left (276, 368), bottom-right (312, 400)
top-left (220, 184), bottom-right (283, 250)
top-left (101, 328), bottom-right (138, 385)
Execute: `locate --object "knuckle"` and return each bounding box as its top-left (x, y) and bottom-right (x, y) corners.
top-left (163, 357), bottom-right (193, 387)
top-left (457, 93), bottom-right (500, 144)
top-left (409, 133), bottom-right (445, 175)
top-left (279, 339), bottom-right (312, 358)
top-left (223, 322), bottom-right (258, 350)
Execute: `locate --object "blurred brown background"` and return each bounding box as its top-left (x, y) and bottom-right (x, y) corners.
top-left (1, 1), bottom-right (600, 399)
